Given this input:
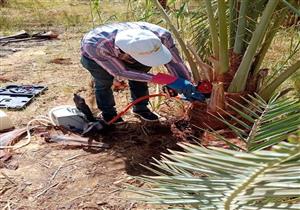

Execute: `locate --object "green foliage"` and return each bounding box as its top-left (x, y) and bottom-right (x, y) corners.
top-left (144, 0), bottom-right (298, 97)
top-left (264, 30), bottom-right (300, 83)
top-left (130, 94), bottom-right (300, 209)
top-left (133, 140), bottom-right (300, 209)
top-left (190, 11), bottom-right (212, 60)
top-left (153, 0), bottom-right (200, 82)
top-left (260, 60), bottom-right (300, 100)
top-left (228, 0), bottom-right (280, 92)
top-left (217, 0), bottom-right (229, 73)
top-left (221, 94), bottom-right (300, 151)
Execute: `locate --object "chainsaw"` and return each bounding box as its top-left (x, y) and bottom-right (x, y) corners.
top-left (162, 80), bottom-right (213, 100)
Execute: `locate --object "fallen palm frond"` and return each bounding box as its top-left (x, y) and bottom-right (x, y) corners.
top-left (132, 139), bottom-right (300, 209)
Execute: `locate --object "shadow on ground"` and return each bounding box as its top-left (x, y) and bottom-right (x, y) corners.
top-left (87, 121), bottom-right (181, 176)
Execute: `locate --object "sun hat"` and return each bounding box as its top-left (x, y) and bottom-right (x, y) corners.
top-left (115, 29), bottom-right (172, 67)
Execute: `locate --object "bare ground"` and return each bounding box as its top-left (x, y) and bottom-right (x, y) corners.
top-left (0, 33), bottom-right (184, 209)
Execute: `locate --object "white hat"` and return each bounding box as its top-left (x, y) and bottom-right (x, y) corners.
top-left (115, 29), bottom-right (172, 67)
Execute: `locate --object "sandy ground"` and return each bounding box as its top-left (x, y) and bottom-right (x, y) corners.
top-left (0, 32), bottom-right (185, 210)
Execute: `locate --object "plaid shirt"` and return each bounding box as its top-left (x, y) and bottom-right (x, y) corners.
top-left (81, 22), bottom-right (191, 82)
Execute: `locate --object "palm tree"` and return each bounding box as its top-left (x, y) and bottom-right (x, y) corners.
top-left (153, 0), bottom-right (300, 129)
top-left (181, 0), bottom-right (298, 96)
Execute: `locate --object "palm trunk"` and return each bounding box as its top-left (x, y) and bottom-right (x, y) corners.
top-left (228, 0), bottom-right (280, 93)
top-left (217, 0), bottom-right (229, 74)
top-left (208, 82), bottom-right (226, 113)
top-left (233, 0), bottom-right (248, 54)
top-left (259, 60), bottom-right (300, 100)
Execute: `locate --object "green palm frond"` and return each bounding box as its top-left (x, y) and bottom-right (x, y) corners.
top-left (282, 0), bottom-right (300, 17)
top-left (219, 94), bottom-right (300, 151)
top-left (190, 11), bottom-right (212, 60)
top-left (188, 0), bottom-right (218, 60)
top-left (130, 95), bottom-right (300, 209)
top-left (133, 140), bottom-right (300, 209)
top-left (152, 0), bottom-right (200, 82)
top-left (243, 0), bottom-right (268, 45)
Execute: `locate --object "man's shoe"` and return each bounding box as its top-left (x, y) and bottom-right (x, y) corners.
top-left (132, 110), bottom-right (159, 122)
top-left (102, 114), bottom-right (125, 125)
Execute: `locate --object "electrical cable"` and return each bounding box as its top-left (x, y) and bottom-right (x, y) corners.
top-left (0, 118), bottom-right (54, 150)
top-left (107, 93), bottom-right (166, 125)
top-left (1, 93), bottom-right (181, 150)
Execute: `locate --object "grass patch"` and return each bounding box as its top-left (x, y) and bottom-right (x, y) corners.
top-left (0, 0), bottom-right (135, 34)
top-left (263, 28), bottom-right (300, 94)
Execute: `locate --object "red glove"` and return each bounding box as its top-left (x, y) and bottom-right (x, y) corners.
top-left (151, 73), bottom-right (206, 101)
top-left (150, 73), bottom-right (177, 85)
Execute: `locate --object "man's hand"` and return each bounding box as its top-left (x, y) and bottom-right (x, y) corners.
top-left (112, 79), bottom-right (128, 92)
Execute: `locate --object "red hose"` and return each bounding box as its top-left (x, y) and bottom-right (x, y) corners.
top-left (107, 93), bottom-right (166, 125)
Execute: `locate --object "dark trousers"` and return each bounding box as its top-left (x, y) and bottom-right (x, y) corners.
top-left (80, 56), bottom-right (151, 117)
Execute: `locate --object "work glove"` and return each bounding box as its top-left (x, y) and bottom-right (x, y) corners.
top-left (151, 73), bottom-right (205, 101)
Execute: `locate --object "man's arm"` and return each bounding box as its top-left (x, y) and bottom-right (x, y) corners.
top-left (82, 43), bottom-right (154, 82)
top-left (160, 32), bottom-right (192, 81)
top-left (93, 54), bottom-right (154, 82)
